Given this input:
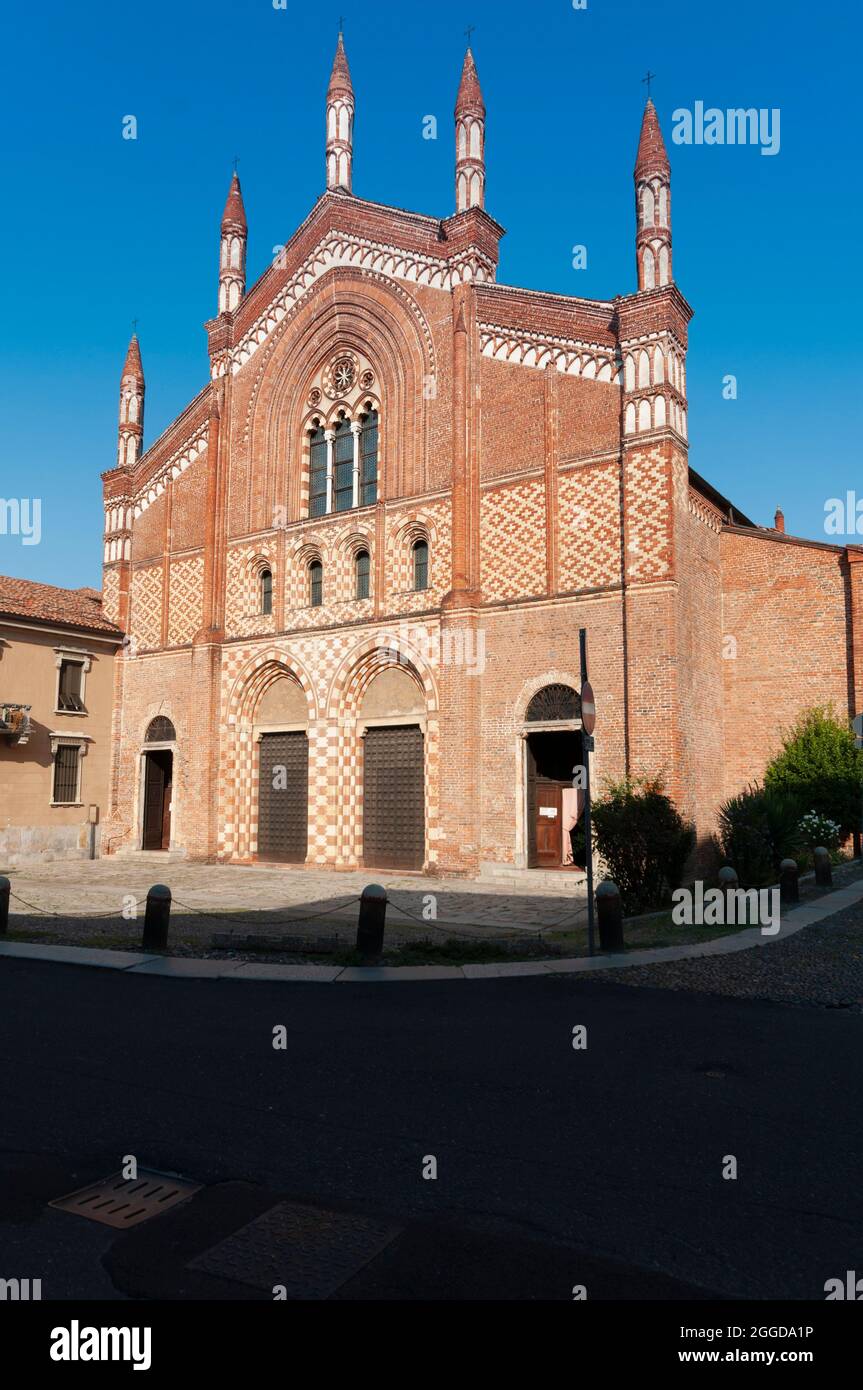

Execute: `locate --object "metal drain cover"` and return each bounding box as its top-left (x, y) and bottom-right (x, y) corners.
top-left (50, 1170), bottom-right (201, 1228)
top-left (188, 1201), bottom-right (401, 1298)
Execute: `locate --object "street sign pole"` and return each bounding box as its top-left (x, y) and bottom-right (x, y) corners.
top-left (579, 628), bottom-right (596, 957)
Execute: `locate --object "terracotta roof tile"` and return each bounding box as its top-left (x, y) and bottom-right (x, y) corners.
top-left (0, 574), bottom-right (123, 636)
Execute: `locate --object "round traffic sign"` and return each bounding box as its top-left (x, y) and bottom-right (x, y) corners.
top-left (581, 681), bottom-right (596, 736)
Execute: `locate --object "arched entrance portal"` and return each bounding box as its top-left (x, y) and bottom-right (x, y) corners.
top-left (524, 684), bottom-right (584, 869)
top-left (141, 717), bottom-right (175, 851)
top-left (255, 675), bottom-right (309, 863)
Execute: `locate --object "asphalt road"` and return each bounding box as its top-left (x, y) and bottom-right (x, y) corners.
top-left (1, 958), bottom-right (860, 1300)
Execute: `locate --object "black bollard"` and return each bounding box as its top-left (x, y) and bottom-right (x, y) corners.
top-left (0, 876), bottom-right (10, 935)
top-left (356, 884), bottom-right (387, 961)
top-left (142, 884), bottom-right (172, 950)
top-left (595, 880), bottom-right (625, 952)
top-left (813, 847), bottom-right (833, 888)
top-left (779, 858), bottom-right (799, 906)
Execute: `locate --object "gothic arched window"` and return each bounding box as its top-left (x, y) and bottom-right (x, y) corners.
top-left (309, 560), bottom-right (323, 608)
top-left (355, 550), bottom-right (370, 600)
top-left (260, 569), bottom-right (273, 616)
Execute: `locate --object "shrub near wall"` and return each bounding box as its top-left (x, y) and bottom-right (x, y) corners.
top-left (765, 705), bottom-right (863, 840)
top-left (591, 776), bottom-right (695, 915)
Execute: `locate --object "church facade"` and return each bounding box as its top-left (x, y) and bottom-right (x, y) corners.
top-left (99, 37), bottom-right (863, 875)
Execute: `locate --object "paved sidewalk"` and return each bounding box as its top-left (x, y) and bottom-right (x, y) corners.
top-left (3, 869), bottom-right (861, 983)
top-left (2, 859), bottom-right (587, 934)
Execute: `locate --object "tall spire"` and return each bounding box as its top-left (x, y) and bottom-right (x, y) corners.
top-left (326, 31), bottom-right (354, 193)
top-left (455, 47), bottom-right (485, 212)
top-left (219, 171), bottom-right (247, 314)
top-left (634, 99), bottom-right (672, 290)
top-left (117, 333), bottom-right (144, 468)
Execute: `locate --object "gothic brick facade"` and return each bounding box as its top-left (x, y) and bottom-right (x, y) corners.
top-left (98, 38), bottom-right (863, 875)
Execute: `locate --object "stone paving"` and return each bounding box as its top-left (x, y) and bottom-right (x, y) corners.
top-left (3, 859), bottom-right (588, 940)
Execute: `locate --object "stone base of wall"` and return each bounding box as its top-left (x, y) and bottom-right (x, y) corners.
top-left (0, 823), bottom-right (100, 868)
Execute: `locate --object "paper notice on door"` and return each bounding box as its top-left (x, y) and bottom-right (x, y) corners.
top-left (539, 807), bottom-right (558, 818)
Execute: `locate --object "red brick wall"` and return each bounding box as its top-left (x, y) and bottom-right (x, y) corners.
top-left (720, 530), bottom-right (851, 799)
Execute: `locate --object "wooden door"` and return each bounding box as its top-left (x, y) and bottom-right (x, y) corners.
top-left (143, 752), bottom-right (170, 851)
top-left (363, 725), bottom-right (424, 870)
top-left (535, 784), bottom-right (563, 867)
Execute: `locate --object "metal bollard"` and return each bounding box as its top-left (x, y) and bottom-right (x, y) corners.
top-left (779, 858), bottom-right (800, 905)
top-left (595, 880), bottom-right (625, 953)
top-left (356, 884), bottom-right (387, 961)
top-left (813, 846), bottom-right (833, 888)
top-left (142, 884), bottom-right (172, 950)
top-left (0, 876), bottom-right (10, 935)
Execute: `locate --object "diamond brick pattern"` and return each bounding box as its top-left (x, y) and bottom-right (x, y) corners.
top-left (479, 480), bottom-right (546, 602)
top-left (168, 555), bottom-right (204, 646)
top-left (558, 465), bottom-right (622, 591)
top-left (129, 566), bottom-right (163, 651)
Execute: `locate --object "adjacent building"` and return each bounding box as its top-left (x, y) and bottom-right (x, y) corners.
top-left (0, 577), bottom-right (123, 865)
top-left (96, 36), bottom-right (863, 876)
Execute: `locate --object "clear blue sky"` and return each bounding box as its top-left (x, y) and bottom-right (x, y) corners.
top-left (2, 0), bottom-right (860, 587)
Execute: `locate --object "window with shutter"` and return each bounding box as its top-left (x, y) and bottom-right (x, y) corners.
top-left (57, 660), bottom-right (85, 712)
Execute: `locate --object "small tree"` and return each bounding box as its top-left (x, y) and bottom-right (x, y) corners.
top-left (764, 706), bottom-right (863, 839)
top-left (591, 776), bottom-right (695, 915)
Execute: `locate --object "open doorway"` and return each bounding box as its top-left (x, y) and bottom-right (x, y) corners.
top-left (142, 749), bottom-right (173, 850)
top-left (526, 730), bottom-right (584, 869)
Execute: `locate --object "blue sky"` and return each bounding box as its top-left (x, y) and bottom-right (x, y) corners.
top-left (2, 0), bottom-right (860, 586)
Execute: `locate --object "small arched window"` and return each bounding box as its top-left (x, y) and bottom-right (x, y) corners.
top-left (309, 560), bottom-right (323, 608)
top-left (412, 539), bottom-right (429, 592)
top-left (355, 550), bottom-right (370, 600)
top-left (260, 568), bottom-right (273, 616)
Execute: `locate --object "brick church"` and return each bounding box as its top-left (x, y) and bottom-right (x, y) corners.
top-left (99, 36), bottom-right (863, 876)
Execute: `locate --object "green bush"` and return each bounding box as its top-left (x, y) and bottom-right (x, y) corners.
top-left (591, 776), bottom-right (695, 915)
top-left (765, 706), bottom-right (863, 839)
top-left (716, 784), bottom-right (803, 887)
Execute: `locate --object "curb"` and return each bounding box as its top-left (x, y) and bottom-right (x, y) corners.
top-left (2, 879), bottom-right (862, 984)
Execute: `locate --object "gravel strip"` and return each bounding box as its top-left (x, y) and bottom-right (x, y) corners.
top-left (586, 896), bottom-right (863, 1010)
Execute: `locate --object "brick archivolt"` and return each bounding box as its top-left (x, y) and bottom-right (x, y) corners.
top-left (225, 544), bottom-right (277, 639)
top-left (222, 240), bottom-right (449, 383)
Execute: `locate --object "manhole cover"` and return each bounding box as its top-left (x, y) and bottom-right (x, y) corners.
top-left (188, 1201), bottom-right (401, 1298)
top-left (50, 1170), bottom-right (201, 1228)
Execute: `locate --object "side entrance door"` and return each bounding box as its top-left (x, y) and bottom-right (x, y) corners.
top-left (257, 732), bottom-right (309, 863)
top-left (142, 750), bottom-right (172, 851)
top-left (363, 724), bottom-right (425, 870)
